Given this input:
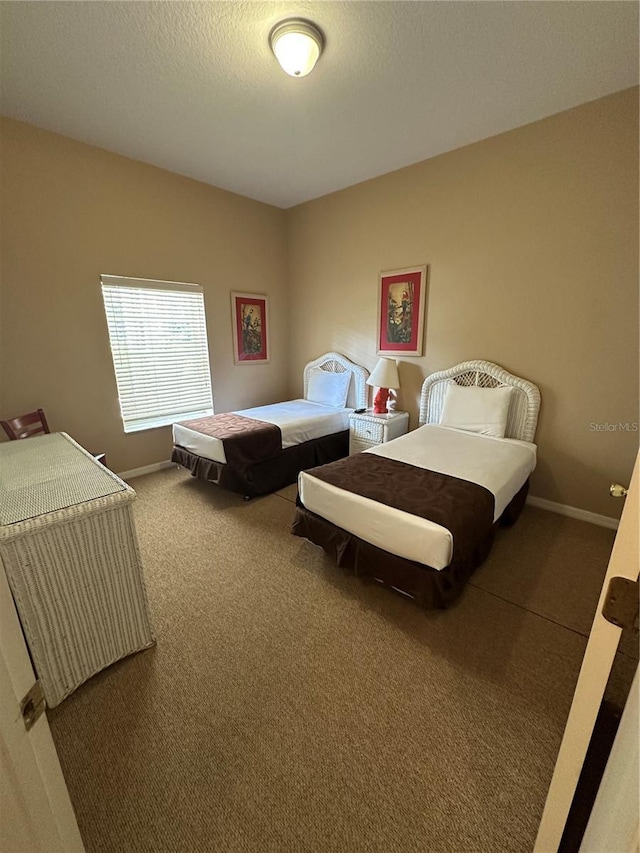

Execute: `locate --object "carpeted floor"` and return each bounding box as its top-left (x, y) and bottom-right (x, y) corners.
top-left (47, 468), bottom-right (636, 853)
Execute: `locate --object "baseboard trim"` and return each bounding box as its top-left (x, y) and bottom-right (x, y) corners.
top-left (526, 495), bottom-right (619, 530)
top-left (118, 460), bottom-right (174, 480)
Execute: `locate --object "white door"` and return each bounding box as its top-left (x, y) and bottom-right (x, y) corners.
top-left (0, 564), bottom-right (85, 853)
top-left (534, 453), bottom-right (639, 852)
top-left (580, 667), bottom-right (639, 852)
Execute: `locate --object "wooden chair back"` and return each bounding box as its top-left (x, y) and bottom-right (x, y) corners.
top-left (1, 409), bottom-right (50, 441)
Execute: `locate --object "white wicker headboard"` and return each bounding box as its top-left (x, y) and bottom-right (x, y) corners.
top-left (419, 360), bottom-right (541, 443)
top-left (303, 352), bottom-right (369, 410)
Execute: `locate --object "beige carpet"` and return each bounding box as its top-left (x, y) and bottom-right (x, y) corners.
top-left (47, 469), bottom-right (635, 853)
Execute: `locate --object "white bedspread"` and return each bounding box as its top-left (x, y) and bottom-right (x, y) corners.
top-left (298, 425), bottom-right (537, 570)
top-left (172, 400), bottom-right (352, 465)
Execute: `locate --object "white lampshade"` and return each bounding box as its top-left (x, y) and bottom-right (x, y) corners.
top-left (269, 20), bottom-right (324, 78)
top-left (366, 358), bottom-right (400, 390)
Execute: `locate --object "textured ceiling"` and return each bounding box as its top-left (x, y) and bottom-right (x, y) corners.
top-left (1, 1), bottom-right (638, 208)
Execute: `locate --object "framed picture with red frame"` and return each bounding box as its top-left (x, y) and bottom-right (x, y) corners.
top-left (377, 265), bottom-right (428, 357)
top-left (231, 291), bottom-right (270, 365)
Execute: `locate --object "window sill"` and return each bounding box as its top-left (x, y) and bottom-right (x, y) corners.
top-left (123, 410), bottom-right (214, 434)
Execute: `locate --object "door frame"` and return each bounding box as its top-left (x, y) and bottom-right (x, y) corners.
top-left (534, 453), bottom-right (639, 852)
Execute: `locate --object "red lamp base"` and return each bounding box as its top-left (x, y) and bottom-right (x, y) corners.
top-left (373, 387), bottom-right (390, 414)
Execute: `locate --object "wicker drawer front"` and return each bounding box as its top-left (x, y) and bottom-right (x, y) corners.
top-left (350, 437), bottom-right (377, 455)
top-left (350, 418), bottom-right (385, 443)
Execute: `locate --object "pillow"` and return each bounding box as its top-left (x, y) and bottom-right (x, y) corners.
top-left (439, 384), bottom-right (512, 438)
top-left (306, 367), bottom-right (351, 409)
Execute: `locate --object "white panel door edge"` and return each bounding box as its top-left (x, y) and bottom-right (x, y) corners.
top-left (534, 452), bottom-right (639, 852)
top-left (0, 564), bottom-right (85, 853)
top-left (580, 667), bottom-right (639, 853)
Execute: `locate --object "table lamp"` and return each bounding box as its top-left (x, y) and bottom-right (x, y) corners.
top-left (367, 357), bottom-right (400, 414)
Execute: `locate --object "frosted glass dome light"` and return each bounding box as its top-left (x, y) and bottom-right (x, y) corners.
top-left (269, 20), bottom-right (324, 78)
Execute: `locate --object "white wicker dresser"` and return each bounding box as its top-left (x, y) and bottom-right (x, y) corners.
top-left (0, 432), bottom-right (155, 707)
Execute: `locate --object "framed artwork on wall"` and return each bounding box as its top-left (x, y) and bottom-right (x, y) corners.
top-left (231, 291), bottom-right (270, 365)
top-left (377, 265), bottom-right (428, 357)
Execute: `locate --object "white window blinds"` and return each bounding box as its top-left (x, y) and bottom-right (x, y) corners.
top-left (101, 275), bottom-right (214, 433)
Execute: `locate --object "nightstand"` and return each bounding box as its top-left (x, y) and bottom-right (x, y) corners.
top-left (349, 409), bottom-right (409, 455)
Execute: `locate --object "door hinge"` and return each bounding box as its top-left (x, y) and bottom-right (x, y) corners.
top-left (602, 576), bottom-right (639, 633)
top-left (20, 680), bottom-right (46, 731)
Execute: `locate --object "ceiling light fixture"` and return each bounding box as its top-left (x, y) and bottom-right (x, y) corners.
top-left (269, 19), bottom-right (324, 78)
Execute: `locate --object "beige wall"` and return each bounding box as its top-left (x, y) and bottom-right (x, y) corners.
top-left (286, 88), bottom-right (639, 518)
top-left (0, 118), bottom-right (288, 473)
top-left (2, 90), bottom-right (638, 516)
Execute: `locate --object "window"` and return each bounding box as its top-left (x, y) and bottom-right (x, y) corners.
top-left (101, 275), bottom-right (214, 433)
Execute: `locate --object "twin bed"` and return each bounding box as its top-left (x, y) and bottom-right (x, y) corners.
top-left (171, 352), bottom-right (369, 498)
top-left (172, 354), bottom-right (540, 608)
top-left (292, 360), bottom-right (541, 608)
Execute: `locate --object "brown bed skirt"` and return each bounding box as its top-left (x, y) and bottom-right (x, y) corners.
top-left (171, 430), bottom-right (349, 498)
top-left (291, 480), bottom-right (529, 609)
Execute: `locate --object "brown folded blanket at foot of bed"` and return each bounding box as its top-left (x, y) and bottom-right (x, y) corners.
top-left (303, 453), bottom-right (495, 570)
top-left (172, 430), bottom-right (350, 498)
top-left (177, 413), bottom-right (282, 473)
top-left (292, 477), bottom-right (529, 608)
